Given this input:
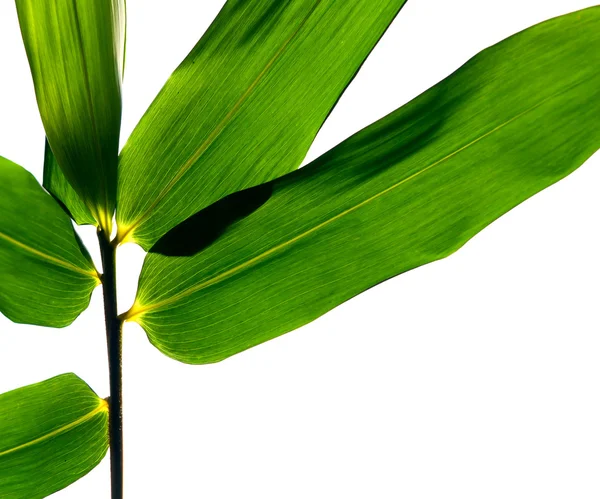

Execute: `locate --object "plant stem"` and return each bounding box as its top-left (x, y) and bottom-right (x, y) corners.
top-left (98, 230), bottom-right (123, 499)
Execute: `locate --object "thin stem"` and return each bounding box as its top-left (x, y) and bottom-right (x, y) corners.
top-left (98, 230), bottom-right (123, 499)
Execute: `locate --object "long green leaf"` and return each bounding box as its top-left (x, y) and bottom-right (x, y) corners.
top-left (0, 156), bottom-right (100, 327)
top-left (0, 374), bottom-right (108, 499)
top-left (43, 140), bottom-right (96, 226)
top-left (16, 0), bottom-right (126, 234)
top-left (116, 0), bottom-right (407, 249)
top-left (126, 7), bottom-right (600, 364)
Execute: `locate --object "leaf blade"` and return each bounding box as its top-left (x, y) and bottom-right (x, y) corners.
top-left (15, 0), bottom-right (126, 233)
top-left (0, 374), bottom-right (108, 499)
top-left (0, 156), bottom-right (99, 327)
top-left (129, 7), bottom-right (600, 364)
top-left (116, 0), bottom-right (407, 249)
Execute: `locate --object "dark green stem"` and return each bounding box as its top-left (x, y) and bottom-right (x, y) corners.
top-left (98, 230), bottom-right (123, 499)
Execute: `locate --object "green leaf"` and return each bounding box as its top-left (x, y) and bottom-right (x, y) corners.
top-left (116, 0), bottom-right (407, 249)
top-left (0, 156), bottom-right (100, 327)
top-left (0, 373), bottom-right (108, 499)
top-left (43, 140), bottom-right (96, 226)
top-left (126, 7), bottom-right (600, 364)
top-left (16, 0), bottom-right (126, 234)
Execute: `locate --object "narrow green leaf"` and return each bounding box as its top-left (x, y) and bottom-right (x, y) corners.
top-left (0, 374), bottom-right (108, 499)
top-left (0, 156), bottom-right (100, 327)
top-left (16, 0), bottom-right (126, 233)
top-left (127, 7), bottom-right (600, 364)
top-left (43, 140), bottom-right (96, 226)
top-left (116, 0), bottom-right (407, 249)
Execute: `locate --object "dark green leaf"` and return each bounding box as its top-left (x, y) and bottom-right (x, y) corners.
top-left (0, 374), bottom-right (108, 499)
top-left (116, 0), bottom-right (407, 249)
top-left (126, 7), bottom-right (600, 363)
top-left (0, 156), bottom-right (100, 327)
top-left (16, 0), bottom-right (126, 233)
top-left (43, 140), bottom-right (95, 226)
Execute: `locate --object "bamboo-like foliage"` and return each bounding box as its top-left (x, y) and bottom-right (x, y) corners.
top-left (1, 2), bottom-right (599, 497)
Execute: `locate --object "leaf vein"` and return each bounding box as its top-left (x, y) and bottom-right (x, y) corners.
top-left (0, 230), bottom-right (99, 280)
top-left (0, 399), bottom-right (107, 458)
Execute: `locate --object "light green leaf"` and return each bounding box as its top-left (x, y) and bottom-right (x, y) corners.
top-left (126, 7), bottom-right (600, 364)
top-left (16, 0), bottom-right (126, 234)
top-left (0, 156), bottom-right (100, 327)
top-left (43, 140), bottom-right (96, 226)
top-left (116, 0), bottom-right (407, 249)
top-left (0, 373), bottom-right (108, 499)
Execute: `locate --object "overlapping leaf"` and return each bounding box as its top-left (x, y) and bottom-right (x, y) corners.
top-left (116, 0), bottom-right (407, 249)
top-left (43, 140), bottom-right (95, 226)
top-left (0, 156), bottom-right (100, 327)
top-left (127, 7), bottom-right (600, 363)
top-left (0, 374), bottom-right (108, 499)
top-left (16, 0), bottom-right (126, 233)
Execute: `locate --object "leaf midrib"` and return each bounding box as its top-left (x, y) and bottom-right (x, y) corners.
top-left (0, 399), bottom-right (107, 458)
top-left (117, 0), bottom-right (325, 244)
top-left (127, 80), bottom-right (580, 321)
top-left (0, 231), bottom-right (99, 280)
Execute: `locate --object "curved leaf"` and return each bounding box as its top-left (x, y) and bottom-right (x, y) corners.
top-left (0, 156), bottom-right (100, 327)
top-left (0, 374), bottom-right (108, 499)
top-left (43, 140), bottom-right (95, 226)
top-left (116, 0), bottom-right (407, 249)
top-left (16, 0), bottom-right (126, 233)
top-left (127, 7), bottom-right (600, 363)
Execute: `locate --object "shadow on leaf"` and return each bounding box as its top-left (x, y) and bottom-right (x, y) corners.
top-left (150, 183), bottom-right (273, 257)
top-left (237, 0), bottom-right (291, 45)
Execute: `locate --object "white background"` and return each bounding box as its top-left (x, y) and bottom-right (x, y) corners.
top-left (1, 0), bottom-right (599, 497)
